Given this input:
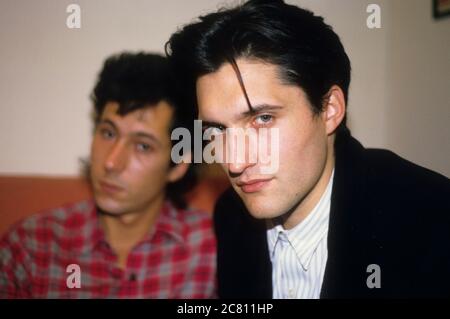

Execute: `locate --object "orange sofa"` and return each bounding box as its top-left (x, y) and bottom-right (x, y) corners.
top-left (0, 175), bottom-right (229, 236)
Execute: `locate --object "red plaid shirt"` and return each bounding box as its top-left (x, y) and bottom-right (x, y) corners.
top-left (0, 200), bottom-right (216, 298)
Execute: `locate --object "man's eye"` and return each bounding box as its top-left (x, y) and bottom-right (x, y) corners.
top-left (136, 143), bottom-right (153, 152)
top-left (203, 126), bottom-right (225, 138)
top-left (254, 114), bottom-right (273, 126)
top-left (100, 128), bottom-right (115, 139)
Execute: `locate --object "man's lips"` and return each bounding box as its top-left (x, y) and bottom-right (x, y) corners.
top-left (99, 180), bottom-right (124, 194)
top-left (236, 178), bottom-right (273, 193)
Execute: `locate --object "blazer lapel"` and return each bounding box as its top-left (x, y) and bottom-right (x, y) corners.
top-left (321, 131), bottom-right (375, 298)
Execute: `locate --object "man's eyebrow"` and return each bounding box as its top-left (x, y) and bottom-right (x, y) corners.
top-left (200, 120), bottom-right (226, 129)
top-left (237, 104), bottom-right (283, 120)
top-left (98, 119), bottom-right (117, 129)
top-left (133, 132), bottom-right (163, 146)
top-left (98, 118), bottom-right (162, 146)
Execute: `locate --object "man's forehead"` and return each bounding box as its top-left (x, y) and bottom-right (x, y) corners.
top-left (99, 101), bottom-right (174, 141)
top-left (197, 65), bottom-right (289, 119)
top-left (101, 101), bottom-right (173, 122)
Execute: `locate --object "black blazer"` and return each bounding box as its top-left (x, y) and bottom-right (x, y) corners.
top-left (214, 130), bottom-right (450, 298)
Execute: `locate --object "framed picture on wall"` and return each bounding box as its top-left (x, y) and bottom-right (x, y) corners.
top-left (433, 0), bottom-right (450, 19)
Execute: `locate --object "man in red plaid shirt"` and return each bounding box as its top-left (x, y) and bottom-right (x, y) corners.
top-left (0, 53), bottom-right (216, 298)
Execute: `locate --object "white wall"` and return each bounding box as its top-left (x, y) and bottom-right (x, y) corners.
top-left (0, 0), bottom-right (448, 177)
top-left (291, 0), bottom-right (390, 151)
top-left (0, 0), bottom-right (226, 176)
top-left (385, 0), bottom-right (450, 177)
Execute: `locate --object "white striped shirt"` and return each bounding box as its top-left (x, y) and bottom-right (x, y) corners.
top-left (267, 171), bottom-right (334, 299)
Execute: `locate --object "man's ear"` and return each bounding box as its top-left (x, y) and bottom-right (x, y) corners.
top-left (168, 152), bottom-right (192, 183)
top-left (322, 85), bottom-right (346, 135)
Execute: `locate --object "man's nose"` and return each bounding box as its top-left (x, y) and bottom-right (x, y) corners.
top-left (226, 136), bottom-right (257, 176)
top-left (227, 161), bottom-right (255, 176)
top-left (104, 142), bottom-right (127, 173)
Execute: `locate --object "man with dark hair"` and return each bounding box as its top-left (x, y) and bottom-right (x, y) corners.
top-left (0, 52), bottom-right (216, 298)
top-left (166, 0), bottom-right (450, 298)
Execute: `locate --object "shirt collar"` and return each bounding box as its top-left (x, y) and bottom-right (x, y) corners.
top-left (267, 171), bottom-right (334, 270)
top-left (56, 199), bottom-right (104, 257)
top-left (145, 200), bottom-right (186, 244)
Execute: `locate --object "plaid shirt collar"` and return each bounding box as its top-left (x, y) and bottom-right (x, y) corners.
top-left (69, 200), bottom-right (186, 257)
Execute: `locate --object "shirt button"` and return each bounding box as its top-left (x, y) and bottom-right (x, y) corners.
top-left (129, 273), bottom-right (137, 282)
top-left (288, 288), bottom-right (295, 298)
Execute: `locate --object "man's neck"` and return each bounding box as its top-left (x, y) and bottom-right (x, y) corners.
top-left (282, 139), bottom-right (335, 230)
top-left (99, 196), bottom-right (165, 269)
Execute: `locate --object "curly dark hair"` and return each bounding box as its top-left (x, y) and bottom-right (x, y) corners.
top-left (90, 52), bottom-right (197, 209)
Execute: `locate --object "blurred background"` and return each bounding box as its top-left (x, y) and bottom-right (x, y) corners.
top-left (0, 0), bottom-right (449, 177)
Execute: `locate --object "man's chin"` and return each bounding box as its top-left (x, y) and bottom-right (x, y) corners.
top-left (242, 200), bottom-right (283, 220)
top-left (94, 197), bottom-right (127, 216)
